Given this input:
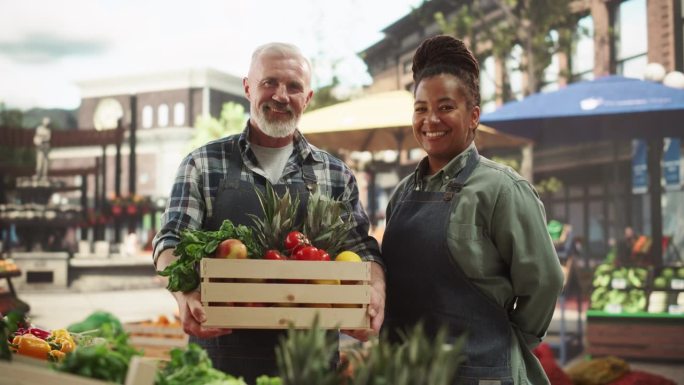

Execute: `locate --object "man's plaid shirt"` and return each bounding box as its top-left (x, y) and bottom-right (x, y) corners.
top-left (152, 126), bottom-right (382, 265)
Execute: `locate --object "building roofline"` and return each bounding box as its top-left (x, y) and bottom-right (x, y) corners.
top-left (76, 68), bottom-right (244, 98)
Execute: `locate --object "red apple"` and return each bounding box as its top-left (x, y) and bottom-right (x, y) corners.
top-left (215, 239), bottom-right (248, 259)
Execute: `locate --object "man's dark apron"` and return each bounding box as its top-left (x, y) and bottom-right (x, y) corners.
top-left (189, 143), bottom-right (318, 383)
top-left (382, 149), bottom-right (514, 385)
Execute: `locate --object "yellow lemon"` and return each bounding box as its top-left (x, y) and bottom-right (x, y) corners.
top-left (335, 251), bottom-right (362, 262)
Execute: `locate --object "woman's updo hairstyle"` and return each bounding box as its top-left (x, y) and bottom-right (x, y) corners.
top-left (412, 35), bottom-right (480, 108)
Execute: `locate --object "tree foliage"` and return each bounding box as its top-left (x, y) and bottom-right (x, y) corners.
top-left (190, 102), bottom-right (247, 150)
top-left (431, 0), bottom-right (582, 99)
top-left (308, 75), bottom-right (351, 112)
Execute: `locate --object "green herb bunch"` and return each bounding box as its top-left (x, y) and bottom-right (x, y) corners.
top-left (158, 219), bottom-right (258, 292)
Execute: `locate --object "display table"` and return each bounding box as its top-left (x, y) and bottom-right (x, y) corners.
top-left (586, 310), bottom-right (684, 361)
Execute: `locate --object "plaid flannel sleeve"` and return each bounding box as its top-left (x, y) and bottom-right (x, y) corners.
top-left (152, 154), bottom-right (206, 265)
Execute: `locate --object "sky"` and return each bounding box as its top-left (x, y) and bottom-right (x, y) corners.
top-left (0, 0), bottom-right (423, 110)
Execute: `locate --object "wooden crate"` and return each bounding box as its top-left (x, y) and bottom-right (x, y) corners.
top-left (0, 355), bottom-right (157, 385)
top-left (586, 311), bottom-right (684, 361)
top-left (124, 321), bottom-right (188, 360)
top-left (201, 259), bottom-right (371, 329)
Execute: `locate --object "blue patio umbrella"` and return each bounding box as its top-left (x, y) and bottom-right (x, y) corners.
top-left (481, 75), bottom-right (684, 265)
top-left (480, 75), bottom-right (684, 145)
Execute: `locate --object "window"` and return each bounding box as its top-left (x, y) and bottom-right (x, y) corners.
top-left (614, 0), bottom-right (648, 79)
top-left (480, 56), bottom-right (497, 113)
top-left (174, 102), bottom-right (185, 126)
top-left (506, 44), bottom-right (524, 101)
top-left (142, 105), bottom-right (153, 128)
top-left (158, 104), bottom-right (169, 127)
top-left (572, 15), bottom-right (595, 81)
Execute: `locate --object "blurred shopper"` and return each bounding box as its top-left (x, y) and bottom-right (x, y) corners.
top-left (381, 35), bottom-right (564, 385)
top-left (152, 42), bottom-right (385, 382)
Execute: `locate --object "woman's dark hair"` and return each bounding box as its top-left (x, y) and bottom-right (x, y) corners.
top-left (412, 35), bottom-right (480, 108)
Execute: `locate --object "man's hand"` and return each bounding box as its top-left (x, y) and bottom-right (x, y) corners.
top-left (343, 261), bottom-right (385, 342)
top-left (174, 290), bottom-right (232, 338)
top-left (156, 248), bottom-right (231, 338)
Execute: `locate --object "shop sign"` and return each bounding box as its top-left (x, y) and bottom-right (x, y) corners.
top-left (632, 139), bottom-right (648, 194)
top-left (663, 137), bottom-right (681, 191)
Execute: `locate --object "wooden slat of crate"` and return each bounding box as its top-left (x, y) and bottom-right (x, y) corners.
top-left (587, 320), bottom-right (684, 361)
top-left (201, 259), bottom-right (371, 281)
top-left (0, 355), bottom-right (156, 385)
top-left (204, 306), bottom-right (369, 329)
top-left (203, 281), bottom-right (370, 304)
top-left (201, 259), bottom-right (372, 329)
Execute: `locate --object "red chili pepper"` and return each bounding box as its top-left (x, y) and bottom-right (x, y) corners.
top-left (15, 327), bottom-right (51, 340)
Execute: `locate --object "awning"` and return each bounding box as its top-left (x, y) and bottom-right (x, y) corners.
top-left (300, 90), bottom-right (532, 152)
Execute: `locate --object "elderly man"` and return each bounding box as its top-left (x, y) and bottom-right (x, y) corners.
top-left (152, 42), bottom-right (385, 382)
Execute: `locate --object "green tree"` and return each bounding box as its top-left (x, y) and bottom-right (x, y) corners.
top-left (431, 0), bottom-right (581, 98)
top-left (190, 102), bottom-right (247, 150)
top-left (308, 75), bottom-right (350, 111)
top-left (0, 102), bottom-right (24, 127)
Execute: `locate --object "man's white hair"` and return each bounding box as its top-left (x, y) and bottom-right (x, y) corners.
top-left (250, 42), bottom-right (312, 75)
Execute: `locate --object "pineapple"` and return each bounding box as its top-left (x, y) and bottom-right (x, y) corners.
top-left (275, 317), bottom-right (342, 385)
top-left (249, 182), bottom-right (300, 258)
top-left (349, 324), bottom-right (466, 385)
top-left (303, 189), bottom-right (355, 257)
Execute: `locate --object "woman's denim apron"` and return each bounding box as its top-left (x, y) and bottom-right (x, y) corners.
top-left (189, 142), bottom-right (321, 383)
top-left (382, 149), bottom-right (514, 385)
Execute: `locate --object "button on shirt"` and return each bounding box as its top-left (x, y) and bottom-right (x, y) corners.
top-left (386, 144), bottom-right (564, 385)
top-left (153, 126), bottom-right (382, 266)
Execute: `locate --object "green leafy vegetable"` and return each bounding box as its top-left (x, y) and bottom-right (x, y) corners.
top-left (158, 219), bottom-right (258, 292)
top-left (156, 343), bottom-right (247, 385)
top-left (0, 310), bottom-right (25, 361)
top-left (55, 316), bottom-right (142, 384)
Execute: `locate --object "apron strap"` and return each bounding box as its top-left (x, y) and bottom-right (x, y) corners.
top-left (225, 140), bottom-right (242, 189)
top-left (444, 148), bottom-right (480, 202)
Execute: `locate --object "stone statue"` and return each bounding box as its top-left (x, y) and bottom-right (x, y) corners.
top-left (33, 117), bottom-right (51, 180)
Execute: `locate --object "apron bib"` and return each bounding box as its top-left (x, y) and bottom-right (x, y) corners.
top-left (382, 149), bottom-right (513, 385)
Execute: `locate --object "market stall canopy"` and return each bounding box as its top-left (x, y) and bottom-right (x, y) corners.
top-left (299, 90), bottom-right (531, 152)
top-left (480, 75), bottom-right (684, 145)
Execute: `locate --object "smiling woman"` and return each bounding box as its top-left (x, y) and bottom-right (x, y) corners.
top-left (382, 35), bottom-right (564, 385)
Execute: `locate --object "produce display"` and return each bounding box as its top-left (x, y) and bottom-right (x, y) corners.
top-left (589, 263), bottom-right (684, 316)
top-left (589, 264), bottom-right (649, 313)
top-left (0, 259), bottom-right (19, 273)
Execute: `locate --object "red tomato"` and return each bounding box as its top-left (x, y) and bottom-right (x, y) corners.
top-left (288, 243), bottom-right (307, 259)
top-left (264, 250), bottom-right (286, 260)
top-left (293, 246), bottom-right (320, 261)
top-left (284, 231), bottom-right (310, 251)
top-left (317, 250), bottom-right (331, 261)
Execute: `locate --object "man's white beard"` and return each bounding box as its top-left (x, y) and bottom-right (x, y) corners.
top-left (252, 104), bottom-right (298, 138)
